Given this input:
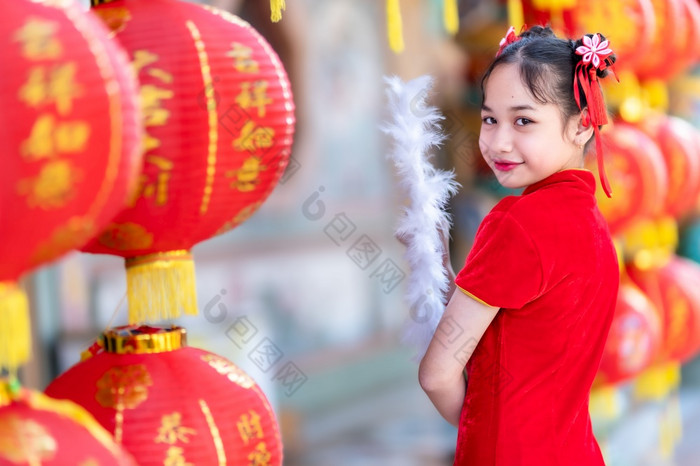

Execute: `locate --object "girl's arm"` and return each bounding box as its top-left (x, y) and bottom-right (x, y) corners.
top-left (418, 289), bottom-right (499, 426)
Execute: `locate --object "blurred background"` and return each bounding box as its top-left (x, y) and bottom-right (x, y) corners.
top-left (11, 0), bottom-right (700, 464)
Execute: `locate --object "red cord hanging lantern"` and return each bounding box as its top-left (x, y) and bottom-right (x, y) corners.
top-left (584, 121), bottom-right (668, 235)
top-left (627, 256), bottom-right (700, 363)
top-left (0, 382), bottom-right (135, 465)
top-left (0, 0), bottom-right (142, 372)
top-left (45, 326), bottom-right (282, 465)
top-left (594, 275), bottom-right (661, 387)
top-left (83, 0), bottom-right (295, 324)
top-left (638, 115), bottom-right (700, 219)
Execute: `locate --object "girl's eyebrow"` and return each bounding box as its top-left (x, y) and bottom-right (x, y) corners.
top-left (481, 104), bottom-right (536, 112)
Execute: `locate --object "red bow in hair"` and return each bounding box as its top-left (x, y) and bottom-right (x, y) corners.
top-left (496, 26), bottom-right (519, 57)
top-left (573, 33), bottom-right (617, 198)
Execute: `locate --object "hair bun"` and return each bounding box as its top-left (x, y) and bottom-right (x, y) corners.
top-left (519, 25), bottom-right (556, 39)
top-left (573, 33), bottom-right (617, 78)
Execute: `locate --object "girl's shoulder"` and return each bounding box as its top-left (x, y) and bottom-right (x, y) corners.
top-left (485, 188), bottom-right (599, 236)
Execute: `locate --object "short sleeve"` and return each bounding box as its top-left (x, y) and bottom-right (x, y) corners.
top-left (455, 211), bottom-right (543, 309)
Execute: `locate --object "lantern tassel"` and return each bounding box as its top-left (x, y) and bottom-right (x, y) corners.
top-left (125, 250), bottom-right (198, 323)
top-left (270, 0), bottom-right (285, 23)
top-left (444, 0), bottom-right (459, 35)
top-left (387, 0), bottom-right (404, 53)
top-left (507, 0), bottom-right (524, 31)
top-left (0, 282), bottom-right (31, 373)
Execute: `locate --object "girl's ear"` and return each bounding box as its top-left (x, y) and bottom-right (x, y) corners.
top-left (572, 108), bottom-right (595, 146)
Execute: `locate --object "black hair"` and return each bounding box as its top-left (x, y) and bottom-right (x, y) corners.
top-left (481, 25), bottom-right (616, 140)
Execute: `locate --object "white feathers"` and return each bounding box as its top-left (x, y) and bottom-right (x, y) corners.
top-left (382, 75), bottom-right (460, 360)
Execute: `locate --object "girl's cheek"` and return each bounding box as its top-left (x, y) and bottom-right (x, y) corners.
top-left (478, 137), bottom-right (488, 157)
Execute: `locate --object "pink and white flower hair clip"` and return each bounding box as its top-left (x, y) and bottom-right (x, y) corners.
top-left (575, 33), bottom-right (613, 69)
top-left (496, 26), bottom-right (520, 57)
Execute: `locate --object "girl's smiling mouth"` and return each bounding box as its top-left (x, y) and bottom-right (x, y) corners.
top-left (493, 160), bottom-right (524, 171)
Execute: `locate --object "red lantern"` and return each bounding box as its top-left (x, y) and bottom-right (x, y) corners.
top-left (45, 326), bottom-right (282, 465)
top-left (595, 276), bottom-right (662, 386)
top-left (627, 256), bottom-right (700, 363)
top-left (635, 0), bottom-right (687, 80)
top-left (585, 122), bottom-right (668, 235)
top-left (681, 0), bottom-right (700, 66)
top-left (0, 0), bottom-right (142, 371)
top-left (0, 382), bottom-right (135, 465)
top-left (638, 115), bottom-right (700, 218)
top-left (83, 0), bottom-right (295, 323)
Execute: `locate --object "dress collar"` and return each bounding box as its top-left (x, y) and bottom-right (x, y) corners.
top-left (522, 169), bottom-right (596, 196)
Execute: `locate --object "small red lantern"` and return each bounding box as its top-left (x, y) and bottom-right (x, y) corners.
top-left (83, 0), bottom-right (295, 323)
top-left (0, 382), bottom-right (135, 465)
top-left (585, 122), bottom-right (668, 235)
top-left (595, 276), bottom-right (662, 386)
top-left (46, 326), bottom-right (282, 465)
top-left (638, 115), bottom-right (700, 218)
top-left (627, 256), bottom-right (700, 363)
top-left (0, 0), bottom-right (142, 371)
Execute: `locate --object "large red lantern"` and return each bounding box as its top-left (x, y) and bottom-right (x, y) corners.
top-left (0, 382), bottom-right (135, 465)
top-left (595, 275), bottom-right (662, 386)
top-left (0, 0), bottom-right (142, 371)
top-left (585, 122), bottom-right (668, 235)
top-left (638, 115), bottom-right (700, 218)
top-left (83, 0), bottom-right (295, 323)
top-left (627, 256), bottom-right (700, 363)
top-left (46, 326), bottom-right (282, 465)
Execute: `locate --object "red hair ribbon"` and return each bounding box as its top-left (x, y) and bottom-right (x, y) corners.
top-left (573, 34), bottom-right (617, 198)
top-left (496, 26), bottom-right (519, 57)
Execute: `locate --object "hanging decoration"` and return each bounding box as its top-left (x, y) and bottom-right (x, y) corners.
top-left (84, 0), bottom-right (295, 324)
top-left (594, 275), bottom-right (661, 386)
top-left (584, 121), bottom-right (667, 236)
top-left (46, 326), bottom-right (282, 466)
top-left (627, 256), bottom-right (700, 363)
top-left (0, 0), bottom-right (142, 373)
top-left (638, 114), bottom-right (700, 219)
top-left (0, 381), bottom-right (136, 465)
top-left (387, 0), bottom-right (461, 53)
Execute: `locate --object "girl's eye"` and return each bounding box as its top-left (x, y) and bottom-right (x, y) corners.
top-left (515, 118), bottom-right (533, 126)
top-left (482, 116), bottom-right (496, 125)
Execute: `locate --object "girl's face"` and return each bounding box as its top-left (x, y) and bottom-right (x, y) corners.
top-left (479, 62), bottom-right (584, 190)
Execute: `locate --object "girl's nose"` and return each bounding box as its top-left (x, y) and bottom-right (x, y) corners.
top-left (491, 125), bottom-right (513, 153)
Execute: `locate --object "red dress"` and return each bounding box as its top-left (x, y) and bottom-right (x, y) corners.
top-left (453, 169), bottom-right (619, 465)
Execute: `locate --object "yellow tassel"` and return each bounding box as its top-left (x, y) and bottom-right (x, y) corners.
top-left (642, 79), bottom-right (669, 113)
top-left (270, 0), bottom-right (285, 23)
top-left (444, 0), bottom-right (459, 35)
top-left (507, 0), bottom-right (525, 31)
top-left (589, 385), bottom-right (620, 419)
top-left (387, 0), bottom-right (404, 53)
top-left (125, 250), bottom-right (198, 324)
top-left (633, 362), bottom-right (680, 402)
top-left (0, 282), bottom-right (31, 373)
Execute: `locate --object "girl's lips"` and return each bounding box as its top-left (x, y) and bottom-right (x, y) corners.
top-left (494, 161), bottom-right (522, 172)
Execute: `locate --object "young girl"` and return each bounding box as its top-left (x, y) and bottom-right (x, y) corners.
top-left (418, 26), bottom-right (619, 464)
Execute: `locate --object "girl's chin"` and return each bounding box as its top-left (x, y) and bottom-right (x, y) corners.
top-left (493, 173), bottom-right (527, 190)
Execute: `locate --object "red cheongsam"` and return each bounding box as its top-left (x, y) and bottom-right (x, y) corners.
top-left (453, 169), bottom-right (619, 466)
